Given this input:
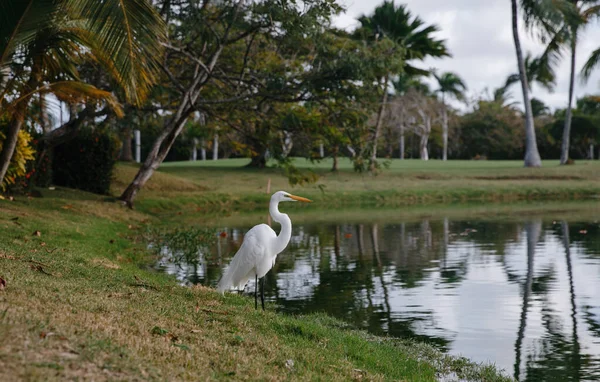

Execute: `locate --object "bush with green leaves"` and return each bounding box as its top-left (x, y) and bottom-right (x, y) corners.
top-left (52, 129), bottom-right (120, 194)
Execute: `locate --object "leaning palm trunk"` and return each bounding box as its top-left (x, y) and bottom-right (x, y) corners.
top-left (560, 38), bottom-right (577, 165)
top-left (511, 0), bottom-right (542, 167)
top-left (370, 74), bottom-right (389, 171)
top-left (0, 66), bottom-right (40, 186)
top-left (0, 109), bottom-right (26, 185)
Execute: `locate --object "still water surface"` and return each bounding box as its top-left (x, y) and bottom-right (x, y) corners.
top-left (156, 213), bottom-right (600, 381)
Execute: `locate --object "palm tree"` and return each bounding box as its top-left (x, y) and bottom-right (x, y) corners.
top-left (543, 0), bottom-right (600, 164)
top-left (510, 0), bottom-right (543, 167)
top-left (433, 71), bottom-right (467, 161)
top-left (0, 0), bottom-right (165, 187)
top-left (502, 51), bottom-right (557, 93)
top-left (356, 1), bottom-right (449, 170)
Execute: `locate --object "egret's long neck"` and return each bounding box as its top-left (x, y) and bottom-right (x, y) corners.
top-left (270, 198), bottom-right (292, 255)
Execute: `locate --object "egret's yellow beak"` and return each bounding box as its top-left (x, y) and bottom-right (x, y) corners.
top-left (289, 194), bottom-right (312, 203)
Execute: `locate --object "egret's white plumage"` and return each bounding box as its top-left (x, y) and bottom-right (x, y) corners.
top-left (217, 191), bottom-right (311, 301)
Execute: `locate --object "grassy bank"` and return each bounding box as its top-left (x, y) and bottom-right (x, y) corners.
top-left (0, 188), bottom-right (512, 381)
top-left (110, 158), bottom-right (600, 216)
top-left (4, 159), bottom-right (598, 380)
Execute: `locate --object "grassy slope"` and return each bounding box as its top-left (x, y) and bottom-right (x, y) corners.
top-left (119, 159), bottom-right (600, 218)
top-left (0, 183), bottom-right (513, 380)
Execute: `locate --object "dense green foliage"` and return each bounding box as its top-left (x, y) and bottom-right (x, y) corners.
top-left (52, 130), bottom-right (119, 194)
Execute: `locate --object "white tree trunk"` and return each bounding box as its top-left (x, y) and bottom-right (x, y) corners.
top-left (191, 138), bottom-right (198, 161)
top-left (319, 142), bottom-right (324, 158)
top-left (511, 0), bottom-right (542, 167)
top-left (589, 144), bottom-right (594, 160)
top-left (200, 139), bottom-right (206, 160)
top-left (212, 133), bottom-right (218, 160)
top-left (419, 133), bottom-right (429, 161)
top-left (399, 132), bottom-right (405, 160)
top-left (442, 104), bottom-right (448, 161)
top-left (134, 130), bottom-right (141, 163)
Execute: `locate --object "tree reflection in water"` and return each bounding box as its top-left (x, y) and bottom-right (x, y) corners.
top-left (156, 217), bottom-right (600, 380)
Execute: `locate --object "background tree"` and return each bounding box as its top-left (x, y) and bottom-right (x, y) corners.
top-left (433, 71), bottom-right (467, 161)
top-left (355, 1), bottom-right (448, 170)
top-left (0, 0), bottom-right (166, 187)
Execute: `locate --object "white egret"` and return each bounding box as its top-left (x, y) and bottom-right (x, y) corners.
top-left (217, 190), bottom-right (312, 310)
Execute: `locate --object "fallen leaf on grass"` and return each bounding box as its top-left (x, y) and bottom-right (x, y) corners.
top-left (30, 264), bottom-right (52, 276)
top-left (0, 276), bottom-right (6, 291)
top-left (173, 343), bottom-right (190, 351)
top-left (150, 326), bottom-right (169, 336)
top-left (91, 258), bottom-right (120, 269)
top-left (32, 230), bottom-right (41, 237)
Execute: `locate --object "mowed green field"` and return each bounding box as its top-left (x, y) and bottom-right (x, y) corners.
top-left (109, 159), bottom-right (600, 216)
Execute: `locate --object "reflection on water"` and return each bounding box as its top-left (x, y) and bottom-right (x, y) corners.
top-left (156, 216), bottom-right (600, 381)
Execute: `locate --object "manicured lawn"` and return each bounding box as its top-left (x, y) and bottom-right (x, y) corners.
top-left (110, 159), bottom-right (600, 217)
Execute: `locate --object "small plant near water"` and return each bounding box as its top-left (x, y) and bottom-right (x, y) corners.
top-left (145, 226), bottom-right (217, 266)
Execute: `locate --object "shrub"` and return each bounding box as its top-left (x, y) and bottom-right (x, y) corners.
top-left (0, 126), bottom-right (36, 191)
top-left (52, 129), bottom-right (120, 194)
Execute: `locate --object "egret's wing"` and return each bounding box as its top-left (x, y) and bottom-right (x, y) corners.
top-left (217, 226), bottom-right (271, 294)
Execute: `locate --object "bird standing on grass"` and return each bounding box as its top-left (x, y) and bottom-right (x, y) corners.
top-left (217, 191), bottom-right (312, 310)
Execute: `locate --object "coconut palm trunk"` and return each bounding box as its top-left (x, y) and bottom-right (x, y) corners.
top-left (511, 0), bottom-right (542, 168)
top-left (561, 38), bottom-right (577, 165)
top-left (0, 110), bottom-right (26, 184)
top-left (0, 64), bottom-right (40, 185)
top-left (370, 74), bottom-right (390, 171)
top-left (442, 94), bottom-right (448, 161)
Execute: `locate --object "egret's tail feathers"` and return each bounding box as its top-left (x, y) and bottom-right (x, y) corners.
top-left (217, 273), bottom-right (232, 295)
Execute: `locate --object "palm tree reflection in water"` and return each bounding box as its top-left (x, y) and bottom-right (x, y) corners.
top-left (156, 217), bottom-right (600, 379)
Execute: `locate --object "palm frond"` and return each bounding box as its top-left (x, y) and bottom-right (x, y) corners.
top-left (581, 46), bottom-right (600, 82)
top-left (49, 81), bottom-right (123, 117)
top-left (68, 0), bottom-right (167, 106)
top-left (0, 0), bottom-right (58, 66)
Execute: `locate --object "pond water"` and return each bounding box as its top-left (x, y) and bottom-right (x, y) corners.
top-left (155, 211), bottom-right (600, 381)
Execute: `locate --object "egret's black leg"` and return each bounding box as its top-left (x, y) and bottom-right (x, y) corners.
top-left (260, 277), bottom-right (265, 311)
top-left (254, 275), bottom-right (258, 310)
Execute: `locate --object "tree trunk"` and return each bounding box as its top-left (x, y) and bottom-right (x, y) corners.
top-left (419, 132), bottom-right (429, 161)
top-left (0, 114), bottom-right (25, 185)
top-left (201, 139), bottom-right (206, 160)
top-left (39, 94), bottom-right (51, 134)
top-left (247, 153), bottom-right (266, 168)
top-left (119, 110), bottom-right (192, 207)
top-left (511, 0), bottom-right (542, 167)
top-left (560, 38), bottom-right (577, 165)
top-left (212, 133), bottom-right (218, 160)
top-left (370, 74), bottom-right (389, 171)
top-left (399, 125), bottom-right (405, 159)
top-left (589, 144), bottom-right (594, 160)
top-left (332, 146), bottom-right (339, 172)
top-left (191, 138), bottom-right (198, 161)
top-left (319, 142), bottom-right (324, 158)
top-left (120, 127), bottom-right (134, 161)
top-left (0, 62), bottom-right (41, 186)
top-left (442, 98), bottom-right (448, 161)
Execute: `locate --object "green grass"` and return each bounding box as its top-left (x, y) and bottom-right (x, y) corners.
top-left (111, 158), bottom-right (600, 218)
top-left (0, 187), bottom-right (512, 381)
top-left (2, 158), bottom-right (598, 381)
